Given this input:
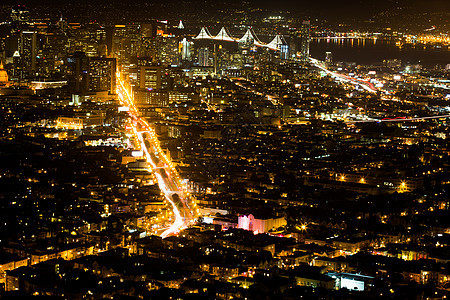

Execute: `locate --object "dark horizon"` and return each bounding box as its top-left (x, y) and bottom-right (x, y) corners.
top-left (2, 0), bottom-right (449, 18)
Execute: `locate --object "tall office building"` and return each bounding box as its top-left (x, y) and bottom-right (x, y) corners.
top-left (288, 30), bottom-right (300, 59)
top-left (300, 20), bottom-right (310, 63)
top-left (280, 44), bottom-right (289, 60)
top-left (19, 31), bottom-right (37, 76)
top-left (10, 5), bottom-right (29, 31)
top-left (67, 51), bottom-right (89, 94)
top-left (5, 34), bottom-right (19, 58)
top-left (325, 52), bottom-right (333, 64)
top-left (156, 35), bottom-right (179, 65)
top-left (10, 5), bottom-right (29, 23)
top-left (57, 16), bottom-right (68, 35)
top-left (198, 47), bottom-right (209, 66)
top-left (88, 57), bottom-right (116, 94)
top-left (180, 38), bottom-right (191, 62)
top-left (141, 23), bottom-right (156, 39)
top-left (139, 66), bottom-right (161, 90)
top-left (112, 25), bottom-right (128, 59)
top-left (11, 50), bottom-right (21, 78)
top-left (140, 38), bottom-right (157, 62)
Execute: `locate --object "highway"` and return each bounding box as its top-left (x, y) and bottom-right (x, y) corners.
top-left (116, 73), bottom-right (195, 238)
top-left (230, 71), bottom-right (449, 125)
top-left (346, 114), bottom-right (450, 124)
top-left (309, 57), bottom-right (378, 93)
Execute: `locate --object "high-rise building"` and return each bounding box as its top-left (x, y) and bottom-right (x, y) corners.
top-left (134, 89), bottom-right (168, 107)
top-left (280, 44), bottom-right (289, 60)
top-left (140, 38), bottom-right (157, 62)
top-left (156, 35), bottom-right (179, 65)
top-left (67, 51), bottom-right (89, 94)
top-left (19, 31), bottom-right (37, 76)
top-left (198, 47), bottom-right (209, 66)
top-left (88, 57), bottom-right (116, 94)
top-left (139, 66), bottom-right (161, 90)
top-left (10, 5), bottom-right (30, 28)
top-left (141, 23), bottom-right (156, 39)
top-left (5, 34), bottom-right (19, 58)
top-left (180, 38), bottom-right (191, 62)
top-left (156, 20), bottom-right (168, 36)
top-left (287, 29), bottom-right (300, 59)
top-left (112, 25), bottom-right (129, 59)
top-left (300, 20), bottom-right (310, 63)
top-left (57, 16), bottom-right (68, 35)
top-left (11, 50), bottom-right (21, 79)
top-left (325, 52), bottom-right (333, 64)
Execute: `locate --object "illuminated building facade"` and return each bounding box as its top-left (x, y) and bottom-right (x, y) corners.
top-left (180, 38), bottom-right (192, 62)
top-left (238, 214), bottom-right (287, 234)
top-left (19, 31), bottom-right (37, 77)
top-left (140, 23), bottom-right (156, 39)
top-left (198, 47), bottom-right (209, 66)
top-left (139, 66), bottom-right (161, 90)
top-left (55, 117), bottom-right (83, 130)
top-left (134, 89), bottom-right (169, 107)
top-left (326, 51), bottom-right (333, 64)
top-left (300, 20), bottom-right (310, 62)
top-left (156, 35), bottom-right (179, 65)
top-left (0, 62), bottom-right (10, 87)
top-left (280, 44), bottom-right (289, 60)
top-left (88, 57), bottom-right (116, 94)
top-left (10, 5), bottom-right (29, 31)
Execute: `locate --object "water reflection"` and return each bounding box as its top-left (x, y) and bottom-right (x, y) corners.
top-left (310, 38), bottom-right (449, 66)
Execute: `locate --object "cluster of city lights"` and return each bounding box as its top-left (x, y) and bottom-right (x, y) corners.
top-left (417, 34), bottom-right (450, 46)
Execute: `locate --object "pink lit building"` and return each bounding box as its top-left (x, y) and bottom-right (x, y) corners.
top-left (238, 214), bottom-right (287, 234)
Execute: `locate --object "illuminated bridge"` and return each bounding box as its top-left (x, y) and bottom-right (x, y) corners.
top-left (193, 26), bottom-right (288, 51)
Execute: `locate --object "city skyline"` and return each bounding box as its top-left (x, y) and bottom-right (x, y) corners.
top-left (0, 1), bottom-right (449, 298)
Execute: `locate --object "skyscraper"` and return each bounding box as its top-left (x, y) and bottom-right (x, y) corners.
top-left (280, 44), bottom-right (289, 60)
top-left (300, 20), bottom-right (310, 63)
top-left (180, 38), bottom-right (191, 62)
top-left (156, 35), bottom-right (179, 65)
top-left (139, 66), bottom-right (161, 90)
top-left (10, 5), bottom-right (29, 30)
top-left (325, 52), bottom-right (333, 64)
top-left (198, 47), bottom-right (209, 66)
top-left (67, 51), bottom-right (89, 94)
top-left (288, 29), bottom-right (300, 59)
top-left (141, 23), bottom-right (156, 39)
top-left (19, 31), bottom-right (37, 76)
top-left (88, 57), bottom-right (116, 94)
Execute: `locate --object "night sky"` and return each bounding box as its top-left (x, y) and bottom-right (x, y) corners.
top-left (4, 0), bottom-right (449, 15)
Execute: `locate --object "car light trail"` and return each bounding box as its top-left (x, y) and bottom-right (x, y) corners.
top-left (309, 57), bottom-right (378, 93)
top-left (116, 71), bottom-right (195, 238)
top-left (346, 114), bottom-right (450, 123)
